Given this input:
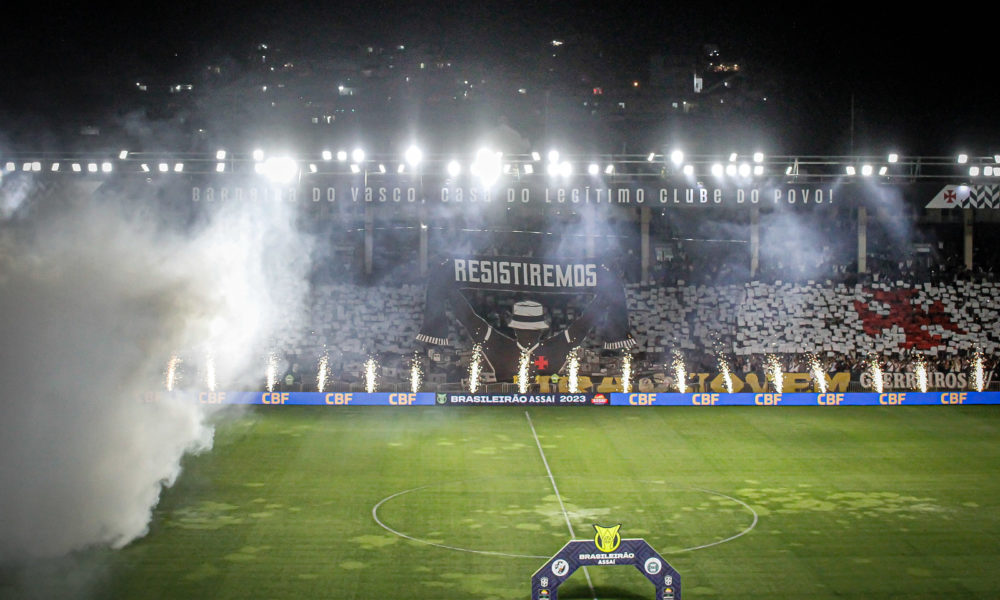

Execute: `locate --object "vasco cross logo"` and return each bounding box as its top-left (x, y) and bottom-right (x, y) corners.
top-left (594, 524), bottom-right (621, 553)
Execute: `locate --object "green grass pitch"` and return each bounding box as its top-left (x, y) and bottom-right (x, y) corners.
top-left (4, 406), bottom-right (1000, 599)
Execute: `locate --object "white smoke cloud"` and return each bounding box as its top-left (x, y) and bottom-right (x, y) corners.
top-left (0, 183), bottom-right (312, 561)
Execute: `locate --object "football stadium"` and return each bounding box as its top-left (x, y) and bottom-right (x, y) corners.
top-left (0, 144), bottom-right (998, 600)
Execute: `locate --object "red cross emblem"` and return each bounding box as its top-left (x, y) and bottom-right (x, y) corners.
top-left (533, 355), bottom-right (549, 370)
top-left (944, 189), bottom-right (956, 203)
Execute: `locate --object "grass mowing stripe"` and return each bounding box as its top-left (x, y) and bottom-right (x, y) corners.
top-left (525, 409), bottom-right (598, 600)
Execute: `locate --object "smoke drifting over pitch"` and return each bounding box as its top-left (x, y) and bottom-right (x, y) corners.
top-left (0, 180), bottom-right (312, 561)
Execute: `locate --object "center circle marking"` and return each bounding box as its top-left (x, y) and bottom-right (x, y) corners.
top-left (372, 476), bottom-right (758, 558)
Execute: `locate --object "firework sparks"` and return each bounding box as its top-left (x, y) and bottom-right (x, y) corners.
top-left (204, 353), bottom-right (216, 392)
top-left (566, 348), bottom-right (580, 393)
top-left (468, 344), bottom-right (483, 393)
top-left (165, 354), bottom-right (182, 392)
top-left (410, 354), bottom-right (423, 394)
top-left (765, 354), bottom-right (783, 392)
top-left (316, 351), bottom-right (329, 392)
top-left (972, 350), bottom-right (986, 393)
top-left (364, 356), bottom-right (379, 393)
top-left (621, 352), bottom-right (633, 393)
top-left (265, 351), bottom-right (279, 392)
top-left (718, 354), bottom-right (734, 394)
top-left (518, 350), bottom-right (531, 394)
top-left (808, 354), bottom-right (826, 393)
top-left (672, 350), bottom-right (687, 393)
top-left (867, 356), bottom-right (883, 393)
top-left (913, 355), bottom-right (928, 393)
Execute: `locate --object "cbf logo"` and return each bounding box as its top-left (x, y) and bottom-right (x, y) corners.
top-left (594, 524), bottom-right (622, 553)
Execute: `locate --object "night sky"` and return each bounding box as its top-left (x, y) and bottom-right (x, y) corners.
top-left (0, 1), bottom-right (995, 155)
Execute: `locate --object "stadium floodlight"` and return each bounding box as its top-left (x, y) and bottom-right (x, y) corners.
top-left (683, 164), bottom-right (694, 176)
top-left (87, 163), bottom-right (98, 173)
top-left (336, 150), bottom-right (347, 162)
top-left (753, 151), bottom-right (764, 163)
top-left (729, 152), bottom-right (738, 162)
top-left (711, 163), bottom-right (723, 177)
top-left (21, 163), bottom-right (30, 172)
top-left (72, 163), bottom-right (82, 172)
top-left (546, 162), bottom-right (560, 176)
top-left (522, 163), bottom-right (534, 175)
top-left (861, 164), bottom-right (873, 176)
top-left (350, 164), bottom-right (360, 174)
top-left (252, 148), bottom-right (264, 161)
top-left (670, 150), bottom-right (684, 166)
top-left (31, 162), bottom-right (41, 172)
top-left (404, 145), bottom-right (423, 167)
top-left (101, 162), bottom-right (112, 173)
top-left (725, 164), bottom-right (737, 177)
top-left (605, 164), bottom-right (615, 175)
top-left (308, 163), bottom-right (317, 174)
top-left (397, 164), bottom-right (405, 174)
top-left (261, 157), bottom-right (296, 183)
top-left (4, 161), bottom-right (14, 172)
top-left (472, 148), bottom-right (503, 187)
top-left (118, 150), bottom-right (128, 160)
top-left (216, 162), bottom-right (225, 173)
top-left (548, 150), bottom-right (559, 164)
top-left (254, 162), bottom-right (264, 174)
top-left (878, 166), bottom-right (888, 176)
top-left (647, 152), bottom-right (656, 162)
top-left (888, 152), bottom-right (899, 163)
top-left (51, 162), bottom-right (60, 172)
top-left (957, 154), bottom-right (968, 164)
top-left (559, 161), bottom-right (573, 177)
top-left (216, 149), bottom-right (227, 160)
top-left (845, 165), bottom-right (856, 176)
top-left (588, 163), bottom-right (600, 175)
top-left (994, 154), bottom-right (1000, 164)
top-left (986, 166), bottom-right (995, 176)
top-left (351, 148), bottom-right (365, 163)
top-left (174, 163), bottom-right (184, 173)
top-left (378, 163), bottom-right (386, 174)
top-left (738, 163), bottom-right (751, 177)
top-left (321, 150), bottom-right (332, 161)
top-left (753, 165), bottom-right (764, 176)
top-left (447, 160), bottom-right (461, 177)
top-left (970, 166), bottom-right (980, 177)
top-left (140, 163), bottom-right (150, 173)
top-left (531, 151), bottom-right (541, 161)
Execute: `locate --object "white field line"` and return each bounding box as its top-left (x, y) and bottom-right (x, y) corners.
top-left (525, 410), bottom-right (598, 600)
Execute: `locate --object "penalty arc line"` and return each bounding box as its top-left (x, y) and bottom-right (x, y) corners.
top-left (525, 409), bottom-right (598, 600)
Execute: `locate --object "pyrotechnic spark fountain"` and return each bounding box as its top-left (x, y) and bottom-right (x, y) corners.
top-left (204, 353), bottom-right (216, 392)
top-left (621, 352), bottom-right (633, 393)
top-left (316, 351), bottom-right (329, 392)
top-left (971, 350), bottom-right (986, 392)
top-left (518, 350), bottom-right (531, 394)
top-left (808, 354), bottom-right (827, 393)
top-left (766, 354), bottom-right (783, 392)
top-left (266, 351), bottom-right (279, 392)
top-left (867, 356), bottom-right (884, 393)
top-left (364, 356), bottom-right (379, 393)
top-left (566, 348), bottom-right (580, 393)
top-left (671, 350), bottom-right (687, 393)
top-left (468, 344), bottom-right (483, 393)
top-left (718, 354), bottom-right (734, 394)
top-left (914, 355), bottom-right (928, 393)
top-left (165, 354), bottom-right (182, 391)
top-left (409, 354), bottom-right (423, 393)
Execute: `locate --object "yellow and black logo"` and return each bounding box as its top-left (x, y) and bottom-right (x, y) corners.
top-left (593, 524), bottom-right (622, 553)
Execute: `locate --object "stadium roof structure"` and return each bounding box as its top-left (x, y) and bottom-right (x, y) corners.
top-left (2, 151), bottom-right (999, 184)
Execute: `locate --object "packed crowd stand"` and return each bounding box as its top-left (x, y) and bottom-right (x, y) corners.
top-left (270, 268), bottom-right (999, 393)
